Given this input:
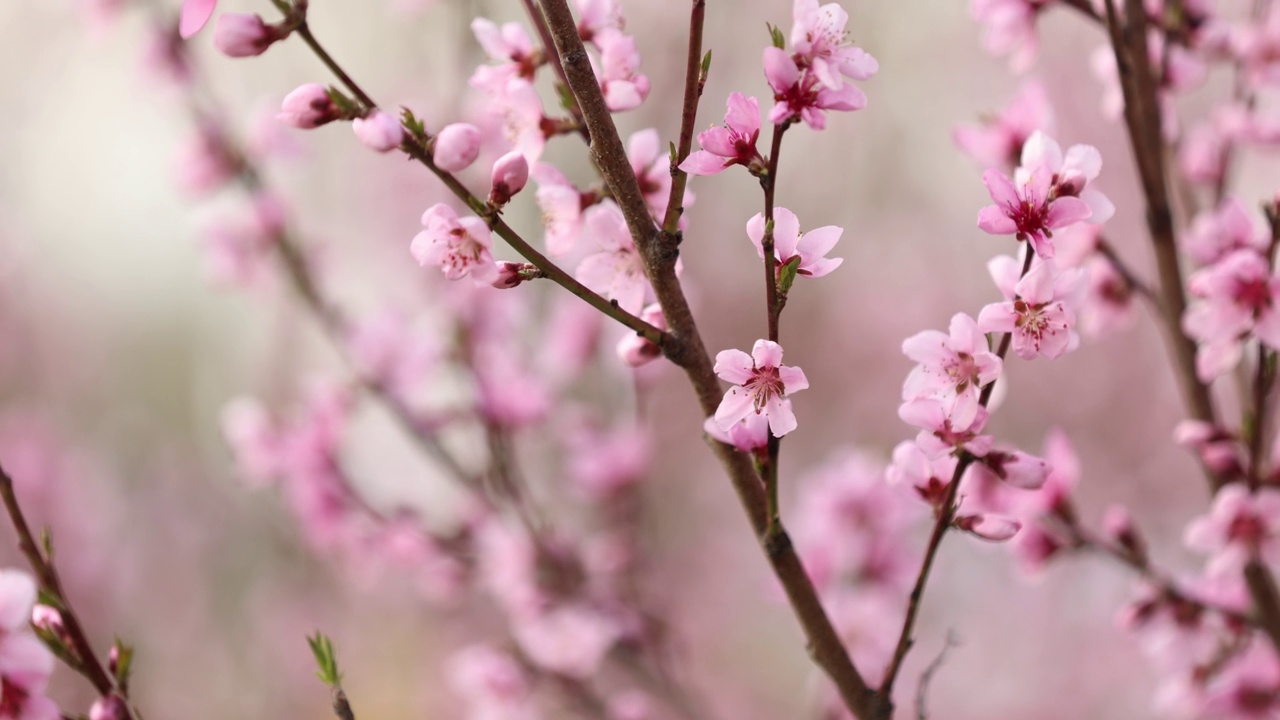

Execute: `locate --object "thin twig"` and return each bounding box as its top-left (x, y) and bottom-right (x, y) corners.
top-left (914, 632), bottom-right (959, 720)
top-left (660, 0), bottom-right (708, 237)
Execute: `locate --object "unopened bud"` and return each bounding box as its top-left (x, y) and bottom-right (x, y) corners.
top-left (213, 13), bottom-right (285, 58)
top-left (488, 151), bottom-right (529, 206)
top-left (352, 110), bottom-right (404, 153)
top-left (432, 123), bottom-right (482, 172)
top-left (278, 84), bottom-right (341, 129)
top-left (492, 261), bottom-right (539, 289)
top-left (90, 694), bottom-right (128, 720)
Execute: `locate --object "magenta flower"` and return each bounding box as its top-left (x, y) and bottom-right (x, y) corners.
top-left (178, 0), bottom-right (218, 38)
top-left (977, 257), bottom-right (1081, 360)
top-left (745, 207), bottom-right (843, 279)
top-left (575, 202), bottom-right (648, 314)
top-left (764, 46), bottom-right (866, 130)
top-left (681, 93), bottom-right (765, 176)
top-left (976, 165), bottom-right (1091, 259)
top-left (901, 313), bottom-right (1003, 426)
top-left (713, 340), bottom-right (809, 437)
top-left (953, 80), bottom-right (1054, 169)
top-left (1183, 249), bottom-right (1280, 380)
top-left (411, 204), bottom-right (499, 285)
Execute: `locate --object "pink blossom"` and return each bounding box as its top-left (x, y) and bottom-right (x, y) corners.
top-left (432, 123), bottom-right (482, 172)
top-left (1183, 249), bottom-right (1280, 380)
top-left (576, 0), bottom-right (622, 42)
top-left (0, 569), bottom-right (58, 720)
top-left (629, 129), bottom-right (688, 222)
top-left (977, 256), bottom-right (1081, 360)
top-left (488, 151), bottom-right (529, 206)
top-left (745, 207), bottom-right (844, 279)
top-left (489, 79), bottom-right (546, 161)
top-left (212, 13), bottom-right (281, 58)
top-left (616, 304), bottom-right (666, 367)
top-left (492, 261), bottom-right (533, 289)
top-left (898, 397), bottom-right (995, 456)
top-left (764, 46), bottom-right (866, 130)
top-left (1201, 643), bottom-right (1280, 718)
top-left (178, 0), bottom-right (218, 38)
top-left (221, 397), bottom-right (282, 486)
top-left (596, 30), bottom-right (650, 112)
top-left (901, 313), bottom-right (1003, 425)
top-left (955, 513), bottom-right (1022, 542)
top-left (446, 645), bottom-right (534, 718)
top-left (532, 163), bottom-right (585, 255)
top-left (575, 202), bottom-right (648, 314)
top-left (471, 18), bottom-right (536, 77)
top-left (971, 0), bottom-right (1048, 72)
top-left (277, 84), bottom-right (341, 129)
top-left (703, 413), bottom-right (770, 454)
top-left (511, 604), bottom-right (621, 678)
top-left (175, 125), bottom-right (238, 196)
top-left (680, 93), bottom-right (765, 176)
top-left (970, 447), bottom-right (1050, 489)
top-left (1185, 483), bottom-right (1280, 574)
top-left (788, 0), bottom-right (880, 90)
top-left (411, 204), bottom-right (499, 285)
top-left (888, 440), bottom-right (959, 509)
top-left (346, 308), bottom-right (440, 397)
top-left (953, 80), bottom-right (1055, 169)
top-left (567, 422), bottom-right (650, 497)
top-left (1184, 198), bottom-right (1268, 268)
top-left (976, 164), bottom-right (1092, 258)
top-left (1234, 8), bottom-right (1280, 88)
top-left (352, 110), bottom-right (404, 153)
top-left (1175, 420), bottom-right (1244, 479)
top-left (713, 340), bottom-right (809, 437)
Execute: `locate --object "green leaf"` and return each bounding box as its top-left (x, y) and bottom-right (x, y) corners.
top-left (307, 632), bottom-right (343, 687)
top-left (700, 50), bottom-right (712, 78)
top-left (767, 23), bottom-right (786, 49)
top-left (326, 87), bottom-right (358, 117)
top-left (400, 108), bottom-right (426, 139)
top-left (111, 639), bottom-right (135, 688)
top-left (555, 82), bottom-right (578, 114)
top-left (778, 256), bottom-right (802, 295)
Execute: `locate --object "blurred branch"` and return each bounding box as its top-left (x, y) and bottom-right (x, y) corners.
top-left (0, 463), bottom-right (132, 714)
top-left (914, 632), bottom-right (959, 720)
top-left (660, 0), bottom-right (708, 237)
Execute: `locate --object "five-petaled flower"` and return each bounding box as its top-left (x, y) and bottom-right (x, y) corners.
top-left (713, 340), bottom-right (809, 437)
top-left (411, 204), bottom-right (499, 285)
top-left (746, 207), bottom-right (844, 279)
top-left (680, 93), bottom-right (766, 176)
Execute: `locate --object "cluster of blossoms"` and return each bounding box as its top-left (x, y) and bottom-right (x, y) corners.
top-left (0, 569), bottom-right (59, 720)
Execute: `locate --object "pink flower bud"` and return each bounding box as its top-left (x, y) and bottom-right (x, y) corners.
top-left (278, 84), bottom-right (340, 129)
top-left (432, 123), bottom-right (482, 172)
top-left (352, 110), bottom-right (404, 153)
top-left (212, 13), bottom-right (281, 58)
top-left (488, 151), bottom-right (529, 206)
top-left (955, 513), bottom-right (1021, 542)
top-left (616, 304), bottom-right (666, 368)
top-left (493, 261), bottom-right (537, 289)
top-left (1103, 504), bottom-right (1146, 560)
top-left (31, 604), bottom-right (63, 634)
top-left (90, 695), bottom-right (128, 720)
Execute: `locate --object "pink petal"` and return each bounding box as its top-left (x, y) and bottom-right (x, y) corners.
top-left (696, 126), bottom-right (736, 158)
top-left (977, 206), bottom-right (1018, 235)
top-left (679, 150), bottom-right (730, 176)
top-left (751, 339), bottom-right (785, 369)
top-left (1020, 131), bottom-right (1063, 172)
top-left (902, 329), bottom-right (951, 365)
top-left (764, 395), bottom-right (798, 436)
top-left (179, 0), bottom-right (218, 38)
top-left (779, 365), bottom-right (809, 393)
top-left (771, 208), bottom-right (802, 260)
top-left (714, 387), bottom-right (756, 429)
top-left (724, 92), bottom-right (761, 135)
top-left (1044, 196), bottom-right (1092, 228)
top-left (982, 168), bottom-right (1019, 208)
top-left (763, 47), bottom-right (799, 93)
top-left (745, 212), bottom-right (768, 259)
top-left (713, 349), bottom-right (756, 384)
top-left (977, 303), bottom-right (1017, 333)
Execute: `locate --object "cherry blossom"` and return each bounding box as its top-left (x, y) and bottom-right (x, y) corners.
top-left (178, 0), bottom-right (218, 38)
top-left (532, 163), bottom-right (586, 256)
top-left (595, 30), bottom-right (650, 112)
top-left (953, 80), bottom-right (1054, 169)
top-left (1183, 249), bottom-right (1280, 380)
top-left (901, 313), bottom-right (1003, 424)
top-left (0, 569), bottom-right (59, 720)
top-left (703, 413), bottom-right (770, 454)
top-left (971, 0), bottom-right (1049, 72)
top-left (1184, 198), bottom-right (1268, 268)
top-left (681, 93), bottom-right (765, 176)
top-left (713, 340), bottom-right (809, 437)
top-left (411, 204), bottom-right (500, 285)
top-left (575, 202), bottom-right (648, 314)
top-left (489, 151), bottom-right (529, 206)
top-left (616, 304), bottom-right (666, 367)
top-left (788, 0), bottom-right (880, 90)
top-left (764, 46), bottom-right (866, 130)
top-left (1019, 131), bottom-right (1115, 226)
top-left (746, 207), bottom-right (843, 280)
top-left (1185, 483), bottom-right (1280, 574)
top-left (976, 163), bottom-right (1092, 258)
top-left (977, 256), bottom-right (1081, 360)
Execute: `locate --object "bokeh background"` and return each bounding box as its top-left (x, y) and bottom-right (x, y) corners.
top-left (1, 1), bottom-right (1276, 718)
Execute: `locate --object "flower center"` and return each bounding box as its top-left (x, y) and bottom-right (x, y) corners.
top-left (745, 366), bottom-right (786, 413)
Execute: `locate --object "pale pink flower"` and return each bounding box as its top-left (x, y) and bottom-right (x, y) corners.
top-left (1185, 483), bottom-right (1280, 574)
top-left (1179, 121), bottom-right (1226, 185)
top-left (1201, 643), bottom-right (1280, 718)
top-left (888, 440), bottom-right (959, 509)
top-left (1183, 249), bottom-right (1280, 380)
top-left (976, 164), bottom-right (1092, 258)
top-left (788, 0), bottom-right (880, 90)
top-left (616, 304), bottom-right (666, 367)
top-left (471, 18), bottom-right (535, 75)
top-left (0, 569), bottom-right (58, 720)
top-left (680, 93), bottom-right (765, 176)
top-left (352, 110), bottom-right (404, 153)
top-left (488, 151), bottom-right (529, 206)
top-left (446, 645), bottom-right (535, 719)
top-left (492, 79), bottom-right (547, 161)
top-left (1078, 254), bottom-right (1138, 338)
top-left (596, 30), bottom-right (650, 112)
top-left (970, 447), bottom-right (1050, 489)
top-left (764, 46), bottom-right (866, 130)
top-left (346, 308), bottom-right (440, 397)
top-left (575, 202), bottom-right (648, 314)
top-left (576, 0), bottom-right (621, 43)
top-left (1175, 420), bottom-right (1244, 479)
top-left (411, 204), bottom-right (499, 285)
top-left (627, 129), bottom-right (682, 221)
top-left (1184, 198), bottom-right (1268, 268)
top-left (713, 340), bottom-right (809, 437)
top-left (432, 123), bottom-right (483, 172)
top-left (89, 696), bottom-right (127, 720)
top-left (178, 0), bottom-right (218, 38)
top-left (532, 163), bottom-right (585, 255)
top-left (1019, 131), bottom-right (1114, 225)
top-left (278, 84), bottom-right (341, 129)
top-left (703, 413), bottom-right (770, 454)
top-left (898, 397), bottom-right (994, 456)
top-left (1234, 8), bottom-right (1280, 88)
top-left (971, 0), bottom-right (1048, 72)
top-left (953, 80), bottom-right (1055, 169)
top-left (745, 207), bottom-right (843, 279)
top-left (977, 256), bottom-right (1081, 360)
top-left (212, 13), bottom-right (281, 57)
top-left (512, 605), bottom-right (621, 678)
top-left (901, 313), bottom-right (1003, 426)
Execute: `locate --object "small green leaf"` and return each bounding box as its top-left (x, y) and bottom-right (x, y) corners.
top-left (400, 107), bottom-right (426, 139)
top-left (555, 82), bottom-right (578, 114)
top-left (778, 256), bottom-right (802, 295)
top-left (111, 639), bottom-right (135, 688)
top-left (326, 87), bottom-right (358, 117)
top-left (668, 141), bottom-right (678, 167)
top-left (40, 528), bottom-right (54, 561)
top-left (700, 50), bottom-right (713, 77)
top-left (767, 23), bottom-right (786, 49)
top-left (307, 632), bottom-right (343, 687)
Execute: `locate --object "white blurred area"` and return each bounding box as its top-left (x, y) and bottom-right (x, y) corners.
top-left (1, 1), bottom-right (1275, 719)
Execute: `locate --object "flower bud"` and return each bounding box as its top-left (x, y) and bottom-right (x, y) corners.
top-left (90, 694), bottom-right (128, 720)
top-left (616, 304), bottom-right (666, 368)
top-left (432, 123), bottom-right (482, 172)
top-left (31, 604), bottom-right (63, 634)
top-left (488, 151), bottom-right (529, 206)
top-left (955, 513), bottom-right (1021, 542)
top-left (492, 261), bottom-right (537, 289)
top-left (278, 84), bottom-right (341, 129)
top-left (212, 13), bottom-right (282, 58)
top-left (1103, 504), bottom-right (1146, 562)
top-left (352, 110), bottom-right (404, 153)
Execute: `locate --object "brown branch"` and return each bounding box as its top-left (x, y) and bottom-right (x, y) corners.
top-left (532, 1), bottom-right (882, 717)
top-left (660, 0), bottom-right (708, 237)
top-left (0, 464), bottom-right (126, 707)
top-left (330, 688), bottom-right (355, 720)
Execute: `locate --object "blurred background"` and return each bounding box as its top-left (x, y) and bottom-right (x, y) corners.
top-left (1, 1), bottom-right (1276, 719)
